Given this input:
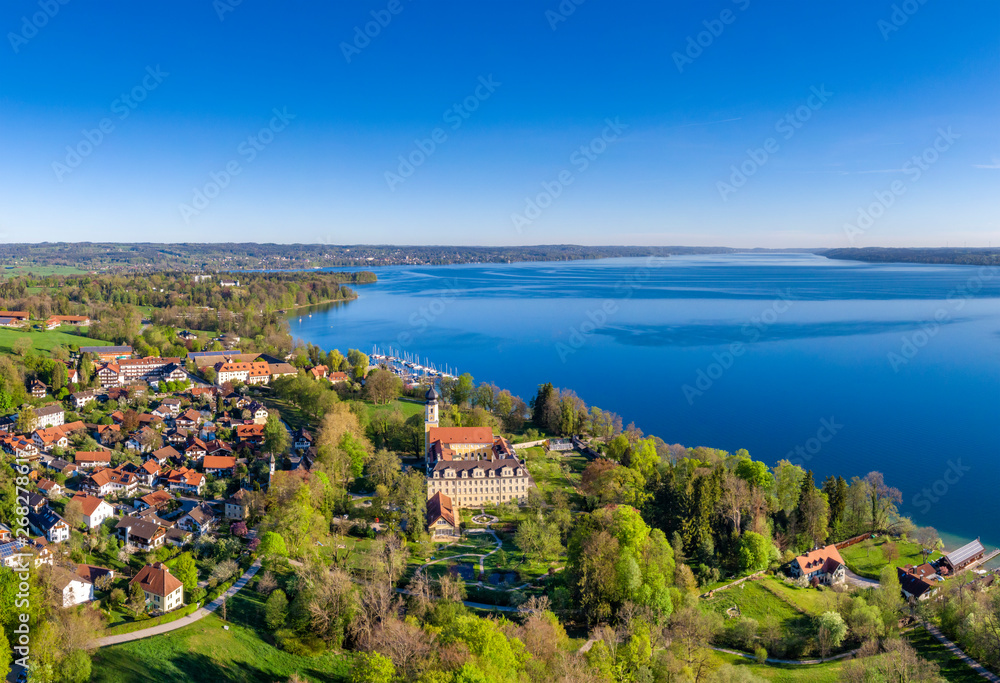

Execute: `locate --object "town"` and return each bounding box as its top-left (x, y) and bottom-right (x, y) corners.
top-left (0, 315), bottom-right (998, 682)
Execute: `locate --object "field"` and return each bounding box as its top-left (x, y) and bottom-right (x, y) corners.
top-left (91, 591), bottom-right (351, 683)
top-left (0, 264), bottom-right (88, 277)
top-left (840, 536), bottom-right (942, 579)
top-left (0, 326), bottom-right (110, 354)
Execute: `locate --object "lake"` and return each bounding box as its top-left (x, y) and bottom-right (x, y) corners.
top-left (288, 254), bottom-right (1000, 551)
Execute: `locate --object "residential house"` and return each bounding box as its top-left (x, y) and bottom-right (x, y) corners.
top-left (30, 379), bottom-right (47, 398)
top-left (224, 489), bottom-right (250, 520)
top-left (165, 467), bottom-right (205, 495)
top-left (789, 545), bottom-right (847, 586)
top-left (308, 365), bottom-right (329, 380)
top-left (165, 527), bottom-right (193, 547)
top-left (136, 459), bottom-right (160, 486)
top-left (146, 445), bottom-right (180, 466)
top-left (178, 503), bottom-right (217, 536)
top-left (29, 404), bottom-right (65, 430)
top-left (293, 427), bottom-right (313, 451)
top-left (0, 536), bottom-right (53, 568)
top-left (328, 371), bottom-right (350, 384)
top-left (247, 401), bottom-right (269, 424)
top-left (70, 389), bottom-right (99, 410)
top-left (125, 426), bottom-right (158, 453)
top-left (51, 566), bottom-right (94, 607)
top-left (898, 565), bottom-right (940, 601)
top-left (32, 426), bottom-right (68, 452)
top-left (27, 507), bottom-right (70, 543)
top-left (160, 363), bottom-right (188, 383)
top-left (426, 492), bottom-right (459, 541)
top-left (37, 479), bottom-right (63, 498)
top-left (202, 455), bottom-right (236, 477)
top-left (70, 493), bottom-right (114, 529)
top-left (130, 562), bottom-right (184, 613)
top-left (45, 458), bottom-right (77, 478)
top-left (0, 435), bottom-right (39, 460)
top-left (184, 437), bottom-right (209, 460)
top-left (77, 563), bottom-right (114, 585)
top-left (74, 451), bottom-right (112, 470)
top-left (135, 490), bottom-right (174, 512)
top-left (116, 517), bottom-right (166, 551)
top-left (97, 363), bottom-right (124, 387)
top-left (236, 423), bottom-right (265, 446)
top-left (81, 467), bottom-right (139, 498)
top-left (94, 424), bottom-right (122, 447)
top-left (175, 408), bottom-right (203, 430)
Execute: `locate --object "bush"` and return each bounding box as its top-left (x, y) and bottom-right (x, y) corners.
top-left (755, 646), bottom-right (768, 665)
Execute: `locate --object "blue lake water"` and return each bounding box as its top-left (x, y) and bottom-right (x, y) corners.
top-left (288, 254), bottom-right (1000, 551)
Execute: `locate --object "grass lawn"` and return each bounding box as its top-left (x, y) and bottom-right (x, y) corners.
top-left (759, 577), bottom-right (840, 616)
top-left (704, 578), bottom-right (835, 658)
top-left (91, 596), bottom-right (351, 682)
top-left (710, 651), bottom-right (844, 682)
top-left (0, 326), bottom-right (110, 354)
top-left (840, 536), bottom-right (942, 579)
top-left (905, 627), bottom-right (985, 682)
top-left (366, 398), bottom-right (423, 421)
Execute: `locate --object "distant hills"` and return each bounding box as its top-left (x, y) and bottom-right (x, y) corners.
top-left (823, 247), bottom-right (1000, 266)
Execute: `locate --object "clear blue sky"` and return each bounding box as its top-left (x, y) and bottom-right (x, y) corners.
top-left (1, 1), bottom-right (997, 247)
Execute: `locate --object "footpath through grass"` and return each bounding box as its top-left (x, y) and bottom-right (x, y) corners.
top-left (91, 592), bottom-right (351, 683)
top-left (905, 627), bottom-right (984, 683)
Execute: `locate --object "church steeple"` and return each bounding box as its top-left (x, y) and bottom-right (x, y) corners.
top-left (424, 385), bottom-right (439, 459)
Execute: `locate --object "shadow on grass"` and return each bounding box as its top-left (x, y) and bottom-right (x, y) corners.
top-left (101, 651), bottom-right (342, 683)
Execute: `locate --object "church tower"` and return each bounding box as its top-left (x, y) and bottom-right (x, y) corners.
top-left (424, 385), bottom-right (439, 459)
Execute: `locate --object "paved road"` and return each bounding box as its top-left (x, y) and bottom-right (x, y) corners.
top-left (95, 558), bottom-right (261, 647)
top-left (844, 567), bottom-right (880, 588)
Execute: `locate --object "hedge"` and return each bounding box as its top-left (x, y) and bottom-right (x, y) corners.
top-left (103, 603), bottom-right (200, 636)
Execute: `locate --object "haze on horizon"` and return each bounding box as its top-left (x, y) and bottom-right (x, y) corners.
top-left (0, 1), bottom-right (997, 249)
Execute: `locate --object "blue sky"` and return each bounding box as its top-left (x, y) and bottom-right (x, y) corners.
top-left (0, 1), bottom-right (997, 247)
